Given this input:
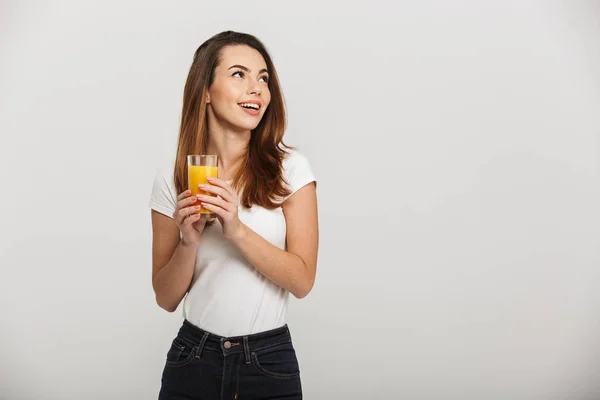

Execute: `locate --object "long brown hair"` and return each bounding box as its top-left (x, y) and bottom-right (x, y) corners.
top-left (173, 30), bottom-right (292, 209)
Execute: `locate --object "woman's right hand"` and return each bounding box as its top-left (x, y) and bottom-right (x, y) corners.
top-left (173, 190), bottom-right (207, 247)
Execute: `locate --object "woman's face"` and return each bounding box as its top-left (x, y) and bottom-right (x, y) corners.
top-left (207, 45), bottom-right (271, 132)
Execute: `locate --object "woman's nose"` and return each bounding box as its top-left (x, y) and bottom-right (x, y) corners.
top-left (247, 82), bottom-right (261, 95)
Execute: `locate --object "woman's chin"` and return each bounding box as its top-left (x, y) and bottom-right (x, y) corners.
top-left (229, 118), bottom-right (262, 132)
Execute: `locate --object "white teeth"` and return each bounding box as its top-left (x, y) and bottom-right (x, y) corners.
top-left (240, 103), bottom-right (259, 110)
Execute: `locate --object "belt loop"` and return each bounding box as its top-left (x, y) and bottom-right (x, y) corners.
top-left (243, 336), bottom-right (251, 364)
top-left (195, 332), bottom-right (210, 359)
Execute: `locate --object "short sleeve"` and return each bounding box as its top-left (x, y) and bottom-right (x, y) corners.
top-left (282, 150), bottom-right (317, 201)
top-left (148, 169), bottom-right (177, 219)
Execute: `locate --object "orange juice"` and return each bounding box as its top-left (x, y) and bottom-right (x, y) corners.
top-left (188, 165), bottom-right (218, 214)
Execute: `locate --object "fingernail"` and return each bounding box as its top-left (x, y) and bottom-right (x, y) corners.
top-left (198, 184), bottom-right (205, 188)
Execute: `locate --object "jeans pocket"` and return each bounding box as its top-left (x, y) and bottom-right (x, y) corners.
top-left (250, 342), bottom-right (300, 380)
top-left (165, 336), bottom-right (197, 368)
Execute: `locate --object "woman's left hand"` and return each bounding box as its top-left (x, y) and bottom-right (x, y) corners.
top-left (197, 177), bottom-right (244, 240)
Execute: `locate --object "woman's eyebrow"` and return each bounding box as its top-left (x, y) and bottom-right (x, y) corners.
top-left (228, 64), bottom-right (269, 74)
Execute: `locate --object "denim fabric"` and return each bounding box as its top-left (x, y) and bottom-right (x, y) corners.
top-left (158, 319), bottom-right (302, 399)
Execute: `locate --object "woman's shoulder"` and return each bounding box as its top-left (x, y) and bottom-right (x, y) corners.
top-left (148, 163), bottom-right (178, 216)
top-left (281, 147), bottom-right (312, 173)
top-left (150, 163), bottom-right (178, 198)
top-left (151, 163), bottom-right (176, 187)
top-left (279, 147), bottom-right (316, 199)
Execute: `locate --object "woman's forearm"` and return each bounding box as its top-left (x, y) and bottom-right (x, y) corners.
top-left (229, 223), bottom-right (313, 298)
top-left (153, 240), bottom-right (198, 312)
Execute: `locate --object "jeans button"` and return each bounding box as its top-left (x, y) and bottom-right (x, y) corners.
top-left (224, 341), bottom-right (231, 349)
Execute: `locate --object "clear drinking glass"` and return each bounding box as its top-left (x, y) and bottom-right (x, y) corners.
top-left (187, 155), bottom-right (219, 219)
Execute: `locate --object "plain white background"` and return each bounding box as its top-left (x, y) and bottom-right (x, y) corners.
top-left (1, 1), bottom-right (598, 399)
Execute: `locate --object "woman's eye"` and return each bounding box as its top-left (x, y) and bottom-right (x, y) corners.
top-left (232, 71), bottom-right (244, 78)
top-left (259, 76), bottom-right (269, 83)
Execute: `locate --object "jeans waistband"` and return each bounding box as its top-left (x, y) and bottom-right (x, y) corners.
top-left (177, 319), bottom-right (292, 359)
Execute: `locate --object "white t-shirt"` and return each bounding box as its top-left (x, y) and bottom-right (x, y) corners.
top-left (148, 149), bottom-right (316, 337)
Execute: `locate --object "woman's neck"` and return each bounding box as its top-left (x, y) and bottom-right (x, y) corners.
top-left (206, 124), bottom-right (250, 180)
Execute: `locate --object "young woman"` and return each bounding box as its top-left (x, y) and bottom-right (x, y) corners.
top-left (148, 30), bottom-right (319, 399)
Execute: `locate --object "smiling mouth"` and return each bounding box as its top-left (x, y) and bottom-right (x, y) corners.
top-left (239, 103), bottom-right (261, 111)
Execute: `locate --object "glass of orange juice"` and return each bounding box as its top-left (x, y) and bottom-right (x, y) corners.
top-left (187, 155), bottom-right (219, 219)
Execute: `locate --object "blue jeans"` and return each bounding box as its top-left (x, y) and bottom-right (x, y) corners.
top-left (158, 319), bottom-right (303, 399)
